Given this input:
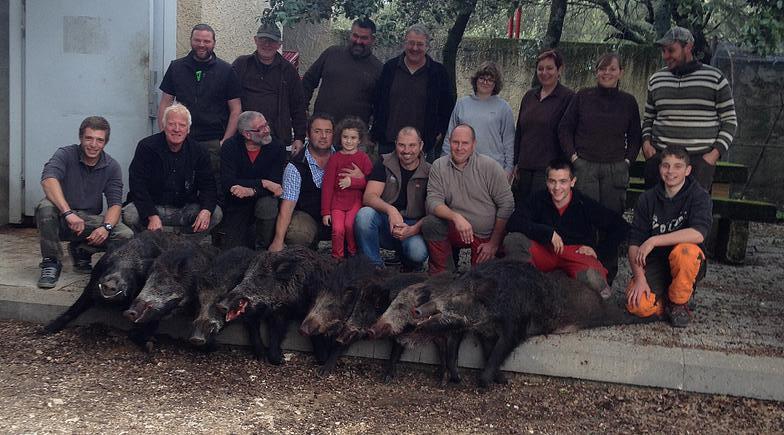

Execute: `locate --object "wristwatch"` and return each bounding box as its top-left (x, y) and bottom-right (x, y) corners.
top-left (102, 223), bottom-right (114, 232)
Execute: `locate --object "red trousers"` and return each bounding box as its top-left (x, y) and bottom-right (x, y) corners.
top-left (329, 203), bottom-right (361, 259)
top-left (529, 241), bottom-right (608, 280)
top-left (427, 223), bottom-right (497, 275)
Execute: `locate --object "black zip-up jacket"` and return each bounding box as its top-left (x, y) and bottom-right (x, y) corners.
top-left (127, 132), bottom-right (217, 221)
top-left (628, 175), bottom-right (712, 255)
top-left (507, 188), bottom-right (629, 260)
top-left (159, 51), bottom-right (242, 142)
top-left (371, 53), bottom-right (455, 153)
top-left (220, 133), bottom-right (287, 206)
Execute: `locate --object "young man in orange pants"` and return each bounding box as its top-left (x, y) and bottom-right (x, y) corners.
top-left (626, 145), bottom-right (712, 327)
top-left (506, 158), bottom-right (629, 299)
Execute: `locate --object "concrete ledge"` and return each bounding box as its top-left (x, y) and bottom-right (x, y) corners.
top-left (2, 285), bottom-right (782, 402)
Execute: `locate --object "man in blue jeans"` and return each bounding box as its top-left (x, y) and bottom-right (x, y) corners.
top-left (355, 126), bottom-right (430, 270)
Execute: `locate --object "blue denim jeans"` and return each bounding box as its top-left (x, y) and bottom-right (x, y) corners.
top-left (354, 206), bottom-right (428, 267)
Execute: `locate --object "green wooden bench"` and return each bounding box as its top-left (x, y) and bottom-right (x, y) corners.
top-left (626, 161), bottom-right (778, 264)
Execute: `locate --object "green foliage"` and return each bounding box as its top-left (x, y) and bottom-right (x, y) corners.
top-left (741, 0), bottom-right (784, 55)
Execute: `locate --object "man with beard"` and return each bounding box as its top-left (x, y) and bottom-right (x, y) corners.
top-left (354, 126), bottom-right (430, 271)
top-left (219, 111), bottom-right (287, 249)
top-left (123, 104), bottom-right (222, 235)
top-left (234, 21), bottom-right (307, 155)
top-left (302, 18), bottom-right (382, 126)
top-left (268, 114), bottom-right (364, 251)
top-left (641, 26), bottom-right (737, 190)
top-left (158, 24), bottom-right (242, 175)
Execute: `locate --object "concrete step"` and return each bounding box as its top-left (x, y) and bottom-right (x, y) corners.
top-left (1, 285), bottom-right (782, 401)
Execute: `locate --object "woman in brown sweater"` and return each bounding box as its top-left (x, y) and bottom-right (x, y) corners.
top-left (513, 49), bottom-right (574, 204)
top-left (557, 52), bottom-right (642, 282)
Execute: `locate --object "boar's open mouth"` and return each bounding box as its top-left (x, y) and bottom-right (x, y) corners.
top-left (413, 301), bottom-right (443, 329)
top-left (98, 282), bottom-right (125, 300)
top-left (226, 298), bottom-right (249, 322)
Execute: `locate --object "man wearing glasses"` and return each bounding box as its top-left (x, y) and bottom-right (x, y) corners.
top-left (371, 24), bottom-right (455, 160)
top-left (233, 20), bottom-right (307, 155)
top-left (219, 111), bottom-right (287, 249)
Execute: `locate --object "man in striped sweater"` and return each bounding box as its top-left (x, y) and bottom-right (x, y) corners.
top-left (641, 26), bottom-right (737, 191)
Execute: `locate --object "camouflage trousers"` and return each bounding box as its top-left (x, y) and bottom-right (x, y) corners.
top-left (122, 202), bottom-right (223, 235)
top-left (35, 199), bottom-right (133, 261)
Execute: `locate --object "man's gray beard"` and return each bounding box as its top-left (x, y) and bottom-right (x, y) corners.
top-left (259, 135), bottom-right (272, 145)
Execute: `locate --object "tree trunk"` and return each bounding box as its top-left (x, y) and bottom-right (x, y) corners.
top-left (543, 0), bottom-right (568, 49)
top-left (442, 0), bottom-right (477, 97)
top-left (653, 0), bottom-right (673, 38)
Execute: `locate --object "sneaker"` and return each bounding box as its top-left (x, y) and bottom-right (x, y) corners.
top-left (68, 242), bottom-right (92, 274)
top-left (383, 252), bottom-right (401, 266)
top-left (38, 258), bottom-right (62, 289)
top-left (669, 303), bottom-right (691, 328)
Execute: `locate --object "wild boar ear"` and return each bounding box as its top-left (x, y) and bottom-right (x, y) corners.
top-left (272, 258), bottom-right (298, 280)
top-left (415, 288), bottom-right (431, 307)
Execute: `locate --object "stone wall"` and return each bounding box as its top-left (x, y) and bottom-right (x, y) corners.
top-left (713, 48), bottom-right (784, 207)
top-left (177, 0), bottom-right (271, 61)
top-left (283, 27), bottom-right (661, 116)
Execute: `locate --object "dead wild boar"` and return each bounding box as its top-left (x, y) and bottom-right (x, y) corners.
top-left (366, 273), bottom-right (463, 384)
top-left (411, 259), bottom-right (659, 388)
top-left (299, 255), bottom-right (380, 376)
top-left (189, 246), bottom-right (259, 352)
top-left (122, 241), bottom-right (217, 351)
top-left (42, 230), bottom-right (174, 335)
top-left (216, 245), bottom-right (336, 365)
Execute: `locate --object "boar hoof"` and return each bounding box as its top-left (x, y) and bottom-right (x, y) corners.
top-left (267, 353), bottom-right (284, 366)
top-left (316, 366), bottom-right (332, 378)
top-left (382, 371), bottom-right (395, 384)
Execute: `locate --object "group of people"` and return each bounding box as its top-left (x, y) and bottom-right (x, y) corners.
top-left (35, 21), bottom-right (736, 329)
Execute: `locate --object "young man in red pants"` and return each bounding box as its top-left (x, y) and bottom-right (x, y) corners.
top-left (506, 158), bottom-right (629, 298)
top-left (626, 145), bottom-right (711, 327)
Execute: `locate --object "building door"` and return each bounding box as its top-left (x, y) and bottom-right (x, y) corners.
top-left (16, 0), bottom-right (174, 219)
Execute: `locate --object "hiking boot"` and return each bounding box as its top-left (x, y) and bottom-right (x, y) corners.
top-left (668, 303), bottom-right (691, 328)
top-left (68, 242), bottom-right (92, 274)
top-left (38, 258), bottom-right (62, 289)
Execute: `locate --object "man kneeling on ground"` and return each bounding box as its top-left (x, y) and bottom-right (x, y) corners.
top-left (355, 126), bottom-right (430, 271)
top-left (506, 158), bottom-right (628, 298)
top-left (626, 145), bottom-right (711, 327)
top-left (36, 116), bottom-right (133, 288)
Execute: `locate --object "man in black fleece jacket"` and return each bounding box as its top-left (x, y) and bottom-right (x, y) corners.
top-left (506, 159), bottom-right (628, 298)
top-left (220, 111), bottom-right (287, 249)
top-left (626, 145), bottom-right (712, 328)
top-left (123, 104), bottom-right (221, 234)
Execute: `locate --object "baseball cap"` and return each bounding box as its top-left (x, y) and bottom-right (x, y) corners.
top-left (656, 26), bottom-right (694, 45)
top-left (256, 21), bottom-right (281, 42)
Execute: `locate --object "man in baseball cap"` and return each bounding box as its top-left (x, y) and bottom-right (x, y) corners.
top-left (639, 25), bottom-right (737, 191)
top-left (655, 26), bottom-right (694, 45)
top-left (232, 20), bottom-right (307, 155)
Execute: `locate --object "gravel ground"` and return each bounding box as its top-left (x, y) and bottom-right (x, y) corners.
top-left (1, 319), bottom-right (783, 434)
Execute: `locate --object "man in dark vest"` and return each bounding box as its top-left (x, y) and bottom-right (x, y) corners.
top-left (354, 126), bottom-right (430, 270)
top-left (268, 114), bottom-right (363, 251)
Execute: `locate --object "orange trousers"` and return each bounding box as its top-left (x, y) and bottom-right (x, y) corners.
top-left (626, 243), bottom-right (706, 318)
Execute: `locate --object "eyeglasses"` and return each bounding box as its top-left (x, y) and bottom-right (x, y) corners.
top-left (245, 129), bottom-right (261, 133)
top-left (478, 76), bottom-right (496, 84)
